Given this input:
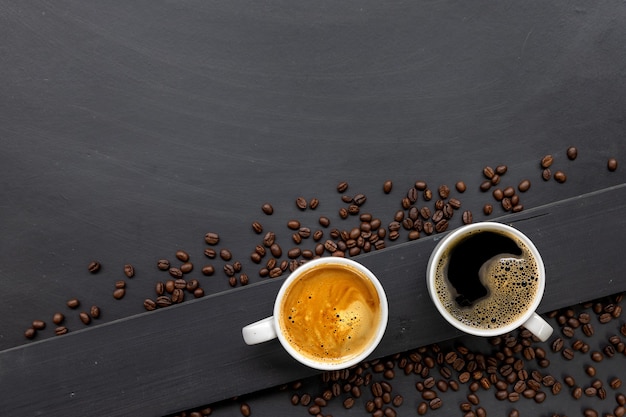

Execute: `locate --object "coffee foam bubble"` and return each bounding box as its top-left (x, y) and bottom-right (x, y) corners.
top-left (435, 233), bottom-right (539, 329)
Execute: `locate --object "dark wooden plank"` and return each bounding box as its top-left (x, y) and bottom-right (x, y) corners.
top-left (1, 183), bottom-right (625, 416)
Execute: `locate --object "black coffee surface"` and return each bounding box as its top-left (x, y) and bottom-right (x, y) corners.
top-left (447, 232), bottom-right (522, 307)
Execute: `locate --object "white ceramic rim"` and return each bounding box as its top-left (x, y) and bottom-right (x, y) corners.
top-left (273, 257), bottom-right (389, 370)
top-left (426, 222), bottom-right (546, 337)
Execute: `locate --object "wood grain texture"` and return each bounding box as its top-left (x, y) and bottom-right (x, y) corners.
top-left (2, 184), bottom-right (626, 416)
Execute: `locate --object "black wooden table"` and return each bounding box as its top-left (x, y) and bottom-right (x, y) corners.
top-left (1, 1), bottom-right (625, 416)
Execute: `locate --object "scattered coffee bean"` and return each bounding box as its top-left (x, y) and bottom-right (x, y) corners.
top-left (572, 386), bottom-right (583, 399)
top-left (115, 280), bottom-right (126, 289)
top-left (608, 158), bottom-right (618, 171)
top-left (483, 166), bottom-right (495, 179)
top-left (417, 402), bottom-right (428, 415)
top-left (541, 155), bottom-right (554, 168)
top-left (123, 264), bottom-right (135, 278)
top-left (251, 221), bottom-right (263, 234)
top-left (79, 312), bottom-right (91, 325)
top-left (240, 403), bottom-right (251, 417)
top-left (295, 196), bottom-right (307, 210)
top-left (438, 185), bottom-right (450, 199)
top-left (554, 170), bottom-right (567, 183)
top-left (204, 248), bottom-right (216, 258)
top-left (483, 204), bottom-right (493, 215)
top-left (201, 265), bottom-right (215, 276)
top-left (610, 377), bottom-right (622, 389)
top-left (87, 261), bottom-right (101, 273)
top-left (337, 181), bottom-right (349, 193)
top-left (55, 326), bottom-right (68, 336)
top-left (113, 288), bottom-right (125, 300)
top-left (90, 305), bottom-right (100, 319)
top-left (518, 179), bottom-right (531, 192)
top-left (591, 351), bottom-right (603, 362)
top-left (542, 168), bottom-right (552, 181)
top-left (429, 397), bottom-right (442, 410)
top-left (67, 298), bottom-right (80, 309)
top-left (261, 203), bottom-right (274, 215)
top-left (52, 313), bottom-right (64, 325)
top-left (462, 210), bottom-right (473, 224)
top-left (204, 232), bottom-right (220, 245)
top-left (168, 267), bottom-right (183, 278)
top-left (567, 146), bottom-right (578, 160)
top-left (220, 249), bottom-right (232, 261)
top-left (175, 250), bottom-right (189, 262)
top-left (456, 181), bottom-right (467, 193)
top-left (24, 328), bottom-right (36, 339)
top-left (32, 320), bottom-right (46, 330)
top-left (309, 197), bottom-right (319, 209)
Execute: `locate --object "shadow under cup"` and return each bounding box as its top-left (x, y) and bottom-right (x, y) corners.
top-left (426, 222), bottom-right (549, 339)
top-left (275, 258), bottom-right (388, 370)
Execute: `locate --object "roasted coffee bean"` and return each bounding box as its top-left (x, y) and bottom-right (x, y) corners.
top-left (518, 179), bottom-right (531, 192)
top-left (251, 221), bottom-right (263, 234)
top-left (435, 219), bottom-right (449, 233)
top-left (204, 232), bottom-right (220, 245)
top-left (352, 193), bottom-right (366, 206)
top-left (156, 296), bottom-right (172, 308)
top-left (219, 249), bottom-right (232, 261)
top-left (169, 267), bottom-right (183, 278)
top-left (604, 344), bottom-right (616, 357)
top-left (455, 181), bottom-right (467, 193)
top-left (287, 248), bottom-right (301, 259)
top-left (67, 298), bottom-right (80, 309)
top-left (616, 407), bottom-right (626, 417)
top-left (449, 198), bottom-right (461, 209)
top-left (341, 397), bottom-right (355, 409)
top-left (339, 207), bottom-right (349, 218)
top-left (618, 394), bottom-right (626, 405)
top-left (503, 186), bottom-right (515, 198)
top-left (180, 262), bottom-right (193, 273)
top-left (610, 377), bottom-right (622, 389)
top-left (480, 180), bottom-right (492, 192)
top-left (541, 155), bottom-right (554, 168)
top-left (608, 157), bottom-right (619, 171)
top-left (483, 166), bottom-right (495, 179)
top-left (551, 337), bottom-right (564, 352)
top-left (423, 188), bottom-right (433, 201)
top-left (342, 194), bottom-right (354, 204)
top-left (381, 180), bottom-right (393, 194)
top-left (193, 288), bottom-right (204, 298)
top-left (79, 311), bottom-right (91, 325)
top-left (585, 387), bottom-right (597, 397)
top-left (467, 393), bottom-right (480, 405)
top-left (591, 351), bottom-right (603, 362)
top-left (501, 198), bottom-right (512, 211)
top-left (572, 386), bottom-right (583, 399)
top-left (438, 185), bottom-right (450, 199)
top-left (24, 328), bottom-right (36, 339)
top-left (52, 313), bottom-right (65, 325)
top-left (566, 146), bottom-right (578, 160)
top-left (583, 409), bottom-right (598, 417)
top-left (113, 288), bottom-right (125, 300)
top-left (295, 196), bottom-right (307, 210)
top-left (261, 203), bottom-right (274, 215)
top-left (495, 390), bottom-right (508, 400)
top-left (144, 299), bottom-right (157, 311)
top-left (123, 264), bottom-right (135, 278)
top-left (88, 261), bottom-right (101, 273)
top-left (407, 187), bottom-right (419, 203)
top-left (203, 248), bottom-right (216, 259)
top-left (30, 320), bottom-right (45, 331)
top-left (508, 391), bottom-right (520, 402)
top-left (202, 265), bottom-right (215, 276)
top-left (554, 170), bottom-right (567, 183)
top-left (240, 403), bottom-right (251, 417)
top-left (491, 174), bottom-right (501, 185)
top-left (55, 326), bottom-right (68, 336)
top-left (429, 398), bottom-right (442, 410)
top-left (442, 204), bottom-right (454, 219)
top-left (337, 181), bottom-right (349, 193)
top-left (492, 188), bottom-right (504, 201)
top-left (175, 250), bottom-right (189, 262)
top-left (483, 204), bottom-right (493, 215)
top-left (562, 326), bottom-right (575, 338)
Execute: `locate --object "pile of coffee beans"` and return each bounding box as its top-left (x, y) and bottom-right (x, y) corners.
top-left (167, 292), bottom-right (625, 417)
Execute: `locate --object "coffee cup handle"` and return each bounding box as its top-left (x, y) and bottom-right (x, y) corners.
top-left (242, 316), bottom-right (278, 345)
top-left (522, 312), bottom-right (553, 342)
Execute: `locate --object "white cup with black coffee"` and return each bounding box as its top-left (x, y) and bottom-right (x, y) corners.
top-left (426, 222), bottom-right (553, 341)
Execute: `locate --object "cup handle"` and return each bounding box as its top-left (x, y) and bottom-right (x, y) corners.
top-left (242, 316), bottom-right (278, 345)
top-left (522, 312), bottom-right (553, 342)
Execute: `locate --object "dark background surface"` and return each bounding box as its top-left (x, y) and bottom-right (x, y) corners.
top-left (1, 1), bottom-right (625, 416)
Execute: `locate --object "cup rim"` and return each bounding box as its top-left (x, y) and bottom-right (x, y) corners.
top-left (273, 257), bottom-right (389, 370)
top-left (426, 221), bottom-right (545, 337)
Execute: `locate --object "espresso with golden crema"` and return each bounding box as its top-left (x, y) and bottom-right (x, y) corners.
top-left (278, 263), bottom-right (382, 364)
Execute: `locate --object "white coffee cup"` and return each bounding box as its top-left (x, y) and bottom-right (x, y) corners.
top-left (426, 222), bottom-right (553, 341)
top-left (242, 257), bottom-right (388, 370)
